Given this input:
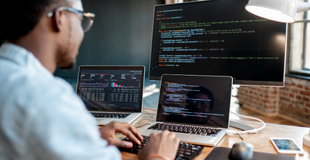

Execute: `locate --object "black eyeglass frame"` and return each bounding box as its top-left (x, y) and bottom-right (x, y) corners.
top-left (47, 6), bottom-right (95, 32)
top-left (189, 100), bottom-right (211, 107)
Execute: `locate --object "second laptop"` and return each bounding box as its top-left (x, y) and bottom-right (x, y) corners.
top-left (76, 65), bottom-right (145, 125)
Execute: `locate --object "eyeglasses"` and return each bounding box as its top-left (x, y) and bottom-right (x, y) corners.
top-left (188, 100), bottom-right (211, 107)
top-left (47, 7), bottom-right (95, 32)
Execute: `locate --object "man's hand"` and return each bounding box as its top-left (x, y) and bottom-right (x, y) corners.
top-left (138, 130), bottom-right (180, 160)
top-left (100, 121), bottom-right (143, 148)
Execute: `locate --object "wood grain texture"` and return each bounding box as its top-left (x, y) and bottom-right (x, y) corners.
top-left (121, 108), bottom-right (310, 160)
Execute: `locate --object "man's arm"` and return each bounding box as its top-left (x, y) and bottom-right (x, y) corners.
top-left (25, 84), bottom-right (121, 160)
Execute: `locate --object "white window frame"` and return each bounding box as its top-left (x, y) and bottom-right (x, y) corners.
top-left (289, 0), bottom-right (310, 76)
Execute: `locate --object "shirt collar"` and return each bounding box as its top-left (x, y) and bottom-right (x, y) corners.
top-left (0, 42), bottom-right (53, 77)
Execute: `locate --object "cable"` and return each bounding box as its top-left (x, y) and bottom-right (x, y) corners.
top-left (225, 111), bottom-right (266, 135)
top-left (235, 133), bottom-right (244, 142)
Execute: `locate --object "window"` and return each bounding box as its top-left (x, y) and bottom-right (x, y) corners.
top-left (289, 0), bottom-right (310, 75)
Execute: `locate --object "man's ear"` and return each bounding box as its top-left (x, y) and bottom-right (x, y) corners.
top-left (52, 9), bottom-right (65, 32)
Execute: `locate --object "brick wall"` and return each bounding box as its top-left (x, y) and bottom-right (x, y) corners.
top-left (237, 86), bottom-right (278, 115)
top-left (279, 77), bottom-right (310, 124)
top-left (237, 76), bottom-right (310, 125)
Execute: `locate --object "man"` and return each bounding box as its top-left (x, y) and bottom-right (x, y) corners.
top-left (186, 87), bottom-right (214, 124)
top-left (0, 0), bottom-right (179, 159)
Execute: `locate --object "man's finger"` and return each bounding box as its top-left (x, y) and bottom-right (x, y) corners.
top-left (114, 125), bottom-right (141, 145)
top-left (162, 130), bottom-right (170, 136)
top-left (126, 131), bottom-right (142, 145)
top-left (108, 138), bottom-right (133, 148)
top-left (174, 137), bottom-right (180, 145)
top-left (168, 131), bottom-right (176, 140)
top-left (129, 125), bottom-right (143, 140)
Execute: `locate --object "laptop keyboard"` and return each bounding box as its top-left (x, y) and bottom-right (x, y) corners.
top-left (120, 135), bottom-right (204, 160)
top-left (91, 113), bottom-right (130, 119)
top-left (147, 123), bottom-right (221, 136)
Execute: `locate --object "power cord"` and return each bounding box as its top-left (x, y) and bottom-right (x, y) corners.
top-left (235, 133), bottom-right (244, 142)
top-left (225, 111), bottom-right (266, 135)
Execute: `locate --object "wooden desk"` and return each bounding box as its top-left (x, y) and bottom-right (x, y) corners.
top-left (121, 108), bottom-right (310, 160)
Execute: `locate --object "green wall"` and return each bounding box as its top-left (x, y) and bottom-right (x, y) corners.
top-left (54, 0), bottom-right (164, 79)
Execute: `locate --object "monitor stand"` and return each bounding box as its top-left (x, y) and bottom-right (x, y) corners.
top-left (229, 120), bottom-right (256, 133)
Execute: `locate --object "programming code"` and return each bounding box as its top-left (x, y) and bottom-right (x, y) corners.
top-left (149, 0), bottom-right (287, 85)
top-left (156, 75), bottom-right (232, 127)
top-left (161, 82), bottom-right (223, 117)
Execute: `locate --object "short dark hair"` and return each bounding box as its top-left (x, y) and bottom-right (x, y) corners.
top-left (0, 0), bottom-right (70, 41)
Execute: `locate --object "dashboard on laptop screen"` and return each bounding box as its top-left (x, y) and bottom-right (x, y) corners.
top-left (156, 75), bottom-right (232, 128)
top-left (76, 66), bottom-right (144, 112)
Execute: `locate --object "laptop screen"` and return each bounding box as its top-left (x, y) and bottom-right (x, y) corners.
top-left (156, 74), bottom-right (232, 128)
top-left (77, 66), bottom-right (144, 112)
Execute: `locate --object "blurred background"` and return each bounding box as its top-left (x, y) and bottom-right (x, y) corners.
top-left (54, 0), bottom-right (165, 87)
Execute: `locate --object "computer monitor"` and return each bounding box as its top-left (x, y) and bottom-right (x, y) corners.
top-left (149, 0), bottom-right (287, 86)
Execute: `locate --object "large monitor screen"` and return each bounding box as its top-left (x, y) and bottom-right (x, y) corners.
top-left (149, 0), bottom-right (287, 86)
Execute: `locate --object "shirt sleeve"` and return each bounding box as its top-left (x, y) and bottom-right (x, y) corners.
top-left (24, 79), bottom-right (121, 160)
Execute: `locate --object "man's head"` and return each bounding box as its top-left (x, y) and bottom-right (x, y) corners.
top-left (187, 87), bottom-right (214, 111)
top-left (186, 87), bottom-right (214, 124)
top-left (0, 0), bottom-right (94, 71)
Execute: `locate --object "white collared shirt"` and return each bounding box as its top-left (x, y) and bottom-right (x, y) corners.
top-left (0, 43), bottom-right (120, 160)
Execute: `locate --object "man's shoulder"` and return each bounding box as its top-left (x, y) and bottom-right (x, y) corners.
top-left (0, 66), bottom-right (82, 112)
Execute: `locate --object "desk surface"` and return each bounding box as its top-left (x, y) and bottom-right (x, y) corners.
top-left (121, 108), bottom-right (310, 160)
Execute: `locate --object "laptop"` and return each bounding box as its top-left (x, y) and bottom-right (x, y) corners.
top-left (76, 65), bottom-right (144, 125)
top-left (138, 74), bottom-right (232, 146)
